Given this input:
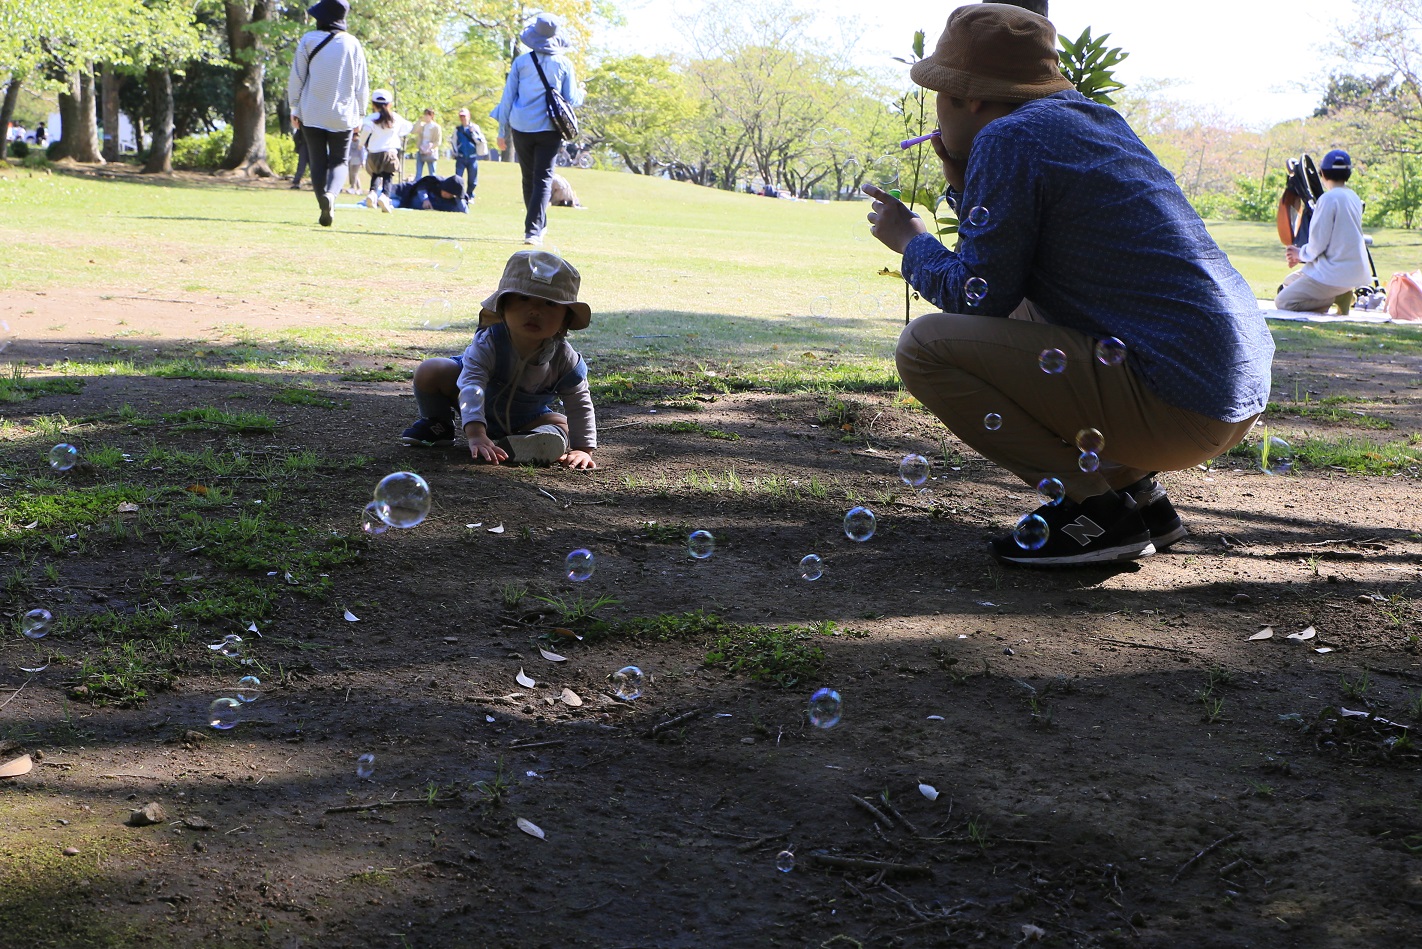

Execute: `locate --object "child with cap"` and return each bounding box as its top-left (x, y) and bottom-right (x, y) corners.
top-left (1278, 149), bottom-right (1371, 313)
top-left (401, 251), bottom-right (597, 469)
top-left (360, 90), bottom-right (413, 211)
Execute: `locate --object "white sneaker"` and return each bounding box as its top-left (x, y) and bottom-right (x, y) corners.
top-left (503, 430), bottom-right (567, 465)
top-left (366, 190), bottom-right (377, 208)
top-left (523, 234), bottom-right (543, 246)
top-left (377, 194), bottom-right (394, 213)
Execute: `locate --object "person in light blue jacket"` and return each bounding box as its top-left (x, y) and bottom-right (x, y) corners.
top-left (490, 13), bottom-right (583, 245)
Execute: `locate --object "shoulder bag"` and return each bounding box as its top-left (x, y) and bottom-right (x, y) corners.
top-left (530, 52), bottom-right (578, 141)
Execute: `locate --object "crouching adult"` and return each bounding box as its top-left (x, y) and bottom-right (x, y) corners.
top-left (865, 4), bottom-right (1274, 567)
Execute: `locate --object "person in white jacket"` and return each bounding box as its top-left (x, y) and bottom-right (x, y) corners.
top-left (287, 0), bottom-right (369, 227)
top-left (1277, 150), bottom-right (1371, 313)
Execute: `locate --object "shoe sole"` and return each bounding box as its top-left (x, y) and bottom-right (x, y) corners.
top-left (400, 435), bottom-right (459, 447)
top-left (995, 540), bottom-right (1157, 568)
top-left (1150, 523), bottom-right (1188, 551)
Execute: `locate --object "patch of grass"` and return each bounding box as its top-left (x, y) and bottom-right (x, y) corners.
top-left (531, 592), bottom-right (620, 625)
top-left (271, 386), bottom-right (342, 409)
top-left (161, 406), bottom-right (278, 434)
top-left (147, 359), bottom-right (260, 383)
top-left (0, 835), bottom-right (147, 947)
top-left (704, 621), bottom-right (834, 687)
top-left (340, 366), bottom-right (409, 382)
top-left (0, 485), bottom-right (151, 544)
top-left (1265, 400), bottom-right (1393, 430)
top-left (636, 521), bottom-right (696, 545)
top-left (1227, 433), bottom-right (1422, 475)
top-left (648, 420), bottom-right (741, 440)
top-left (583, 610), bottom-right (742, 645)
top-left (0, 365), bottom-right (84, 403)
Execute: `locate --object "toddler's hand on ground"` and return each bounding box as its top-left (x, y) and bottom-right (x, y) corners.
top-left (560, 449), bottom-right (596, 470)
top-left (469, 435), bottom-right (507, 464)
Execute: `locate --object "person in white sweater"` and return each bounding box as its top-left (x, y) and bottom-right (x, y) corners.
top-left (1277, 150), bottom-right (1371, 313)
top-left (287, 0), bottom-right (369, 227)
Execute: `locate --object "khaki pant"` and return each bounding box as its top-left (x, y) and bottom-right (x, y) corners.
top-left (895, 304), bottom-right (1259, 502)
top-left (1275, 270), bottom-right (1350, 313)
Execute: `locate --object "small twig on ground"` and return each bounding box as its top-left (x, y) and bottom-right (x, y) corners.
top-left (1171, 831), bottom-right (1240, 883)
top-left (850, 794), bottom-right (896, 828)
top-left (645, 706), bottom-right (709, 738)
top-left (325, 797), bottom-right (459, 814)
top-left (0, 679), bottom-right (30, 711)
top-left (1300, 537), bottom-right (1356, 546)
top-left (508, 739), bottom-right (565, 751)
top-left (677, 820), bottom-right (766, 841)
top-left (878, 795), bottom-right (921, 836)
top-left (809, 852), bottom-right (933, 878)
top-left (536, 487), bottom-right (560, 503)
top-left (602, 420), bottom-right (648, 431)
top-left (1096, 637), bottom-right (1192, 655)
top-left (734, 833), bottom-right (788, 853)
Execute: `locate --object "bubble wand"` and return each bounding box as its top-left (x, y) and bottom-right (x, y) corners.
top-left (899, 129), bottom-right (940, 150)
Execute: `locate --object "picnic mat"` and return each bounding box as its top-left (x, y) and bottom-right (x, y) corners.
top-left (1257, 300), bottom-right (1393, 323)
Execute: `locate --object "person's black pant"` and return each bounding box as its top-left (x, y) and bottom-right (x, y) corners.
top-left (512, 128), bottom-right (562, 238)
top-left (301, 126), bottom-right (353, 209)
top-left (292, 135), bottom-right (308, 187)
top-left (454, 156), bottom-right (479, 195)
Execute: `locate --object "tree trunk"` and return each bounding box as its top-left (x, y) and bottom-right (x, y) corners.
top-left (221, 0), bottom-right (274, 176)
top-left (58, 68), bottom-right (105, 163)
top-left (0, 76), bottom-right (21, 149)
top-left (101, 63), bottom-right (122, 161)
top-left (143, 68), bottom-right (174, 174)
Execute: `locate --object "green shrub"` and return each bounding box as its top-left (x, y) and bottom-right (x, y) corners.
top-left (172, 126), bottom-right (233, 170)
top-left (45, 142), bottom-right (63, 160)
top-left (265, 132), bottom-right (296, 176)
top-left (7, 139), bottom-right (28, 159)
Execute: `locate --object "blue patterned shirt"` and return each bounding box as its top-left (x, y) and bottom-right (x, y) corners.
top-left (902, 90), bottom-right (1273, 423)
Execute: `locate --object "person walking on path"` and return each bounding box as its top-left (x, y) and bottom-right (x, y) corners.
top-left (864, 3), bottom-right (1272, 568)
top-left (451, 108), bottom-right (486, 201)
top-left (360, 90), bottom-right (413, 211)
top-left (287, 0), bottom-right (369, 227)
top-left (1276, 150), bottom-right (1371, 314)
top-left (491, 13), bottom-right (583, 245)
top-left (413, 108), bottom-right (443, 179)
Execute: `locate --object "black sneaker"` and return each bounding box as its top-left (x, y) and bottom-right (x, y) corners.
top-left (991, 492), bottom-right (1155, 567)
top-left (401, 417), bottom-right (457, 447)
top-left (1122, 477), bottom-right (1187, 551)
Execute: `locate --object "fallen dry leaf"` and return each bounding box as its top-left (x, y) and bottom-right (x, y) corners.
top-left (487, 524), bottom-right (505, 534)
top-left (516, 817), bottom-right (545, 840)
top-left (538, 647), bottom-right (566, 663)
top-left (560, 688), bottom-right (583, 707)
top-left (550, 627), bottom-right (583, 640)
top-left (1286, 626), bottom-right (1316, 642)
top-left (918, 783), bottom-right (939, 801)
top-left (515, 669), bottom-right (536, 688)
top-left (0, 754), bottom-right (34, 778)
top-left (343, 610), bottom-right (359, 622)
top-left (1248, 627), bottom-right (1274, 641)
top-left (116, 502), bottom-right (139, 514)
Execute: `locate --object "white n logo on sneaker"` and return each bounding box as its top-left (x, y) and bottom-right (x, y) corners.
top-left (1061, 516), bottom-right (1105, 546)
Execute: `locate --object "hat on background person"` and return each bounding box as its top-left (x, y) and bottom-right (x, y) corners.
top-left (910, 3), bottom-right (1073, 102)
top-left (479, 251), bottom-right (591, 330)
top-left (307, 0), bottom-right (349, 31)
top-left (458, 108), bottom-right (470, 118)
top-left (371, 89), bottom-right (392, 105)
top-left (519, 13), bottom-right (572, 53)
top-left (438, 176), bottom-right (465, 200)
top-left (1320, 149), bottom-right (1352, 172)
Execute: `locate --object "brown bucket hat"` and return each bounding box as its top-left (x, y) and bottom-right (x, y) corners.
top-left (479, 251), bottom-right (592, 330)
top-left (909, 3), bottom-right (1073, 102)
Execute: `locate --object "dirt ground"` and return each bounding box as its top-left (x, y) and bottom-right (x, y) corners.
top-left (2, 286), bottom-right (1421, 949)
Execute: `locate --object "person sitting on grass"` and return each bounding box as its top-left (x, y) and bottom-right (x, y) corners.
top-left (385, 174), bottom-right (468, 212)
top-left (863, 3), bottom-right (1273, 568)
top-left (401, 251), bottom-right (597, 469)
top-left (1276, 149), bottom-right (1370, 314)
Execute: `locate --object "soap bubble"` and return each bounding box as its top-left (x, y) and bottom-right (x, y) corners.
top-left (209, 698), bottom-right (241, 730)
top-left (1094, 337), bottom-right (1127, 366)
top-left (356, 753), bottom-right (376, 778)
top-left (983, 412), bottom-right (1003, 432)
top-left (373, 472), bottom-right (431, 529)
top-left (966, 205), bottom-right (990, 227)
top-left (420, 296), bottom-right (452, 326)
top-left (776, 850), bottom-right (796, 873)
top-left (611, 666), bottom-right (644, 700)
top-left (361, 501), bottom-right (389, 535)
top-left (843, 507), bottom-right (876, 542)
top-left (688, 530), bottom-right (715, 559)
top-left (48, 443), bottom-right (78, 471)
top-left (1013, 513), bottom-right (1050, 550)
top-left (808, 688), bottom-right (842, 728)
top-left (899, 453), bottom-right (930, 487)
top-left (1039, 349), bottom-right (1067, 374)
top-left (809, 127), bottom-right (830, 145)
top-left (964, 276), bottom-right (988, 306)
top-left (565, 548), bottom-right (594, 582)
top-left (21, 609), bottom-right (52, 639)
top-left (207, 633), bottom-right (243, 658)
top-left (1260, 435), bottom-right (1293, 475)
top-left (870, 154), bottom-right (899, 189)
top-left (1036, 477), bottom-right (1066, 506)
top-left (1078, 451), bottom-right (1100, 473)
top-left (236, 675), bottom-right (261, 703)
top-left (431, 239), bottom-right (464, 272)
top-left (459, 385), bottom-right (485, 417)
top-left (527, 250), bottom-right (563, 281)
top-left (798, 554), bottom-right (823, 581)
top-left (1075, 428), bottom-right (1105, 453)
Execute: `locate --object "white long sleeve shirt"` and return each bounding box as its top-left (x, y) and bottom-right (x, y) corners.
top-left (1299, 186), bottom-right (1371, 290)
top-left (359, 113), bottom-right (414, 154)
top-left (287, 30), bottom-right (369, 132)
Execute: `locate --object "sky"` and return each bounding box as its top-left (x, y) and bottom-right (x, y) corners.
top-left (600, 0), bottom-right (1355, 129)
